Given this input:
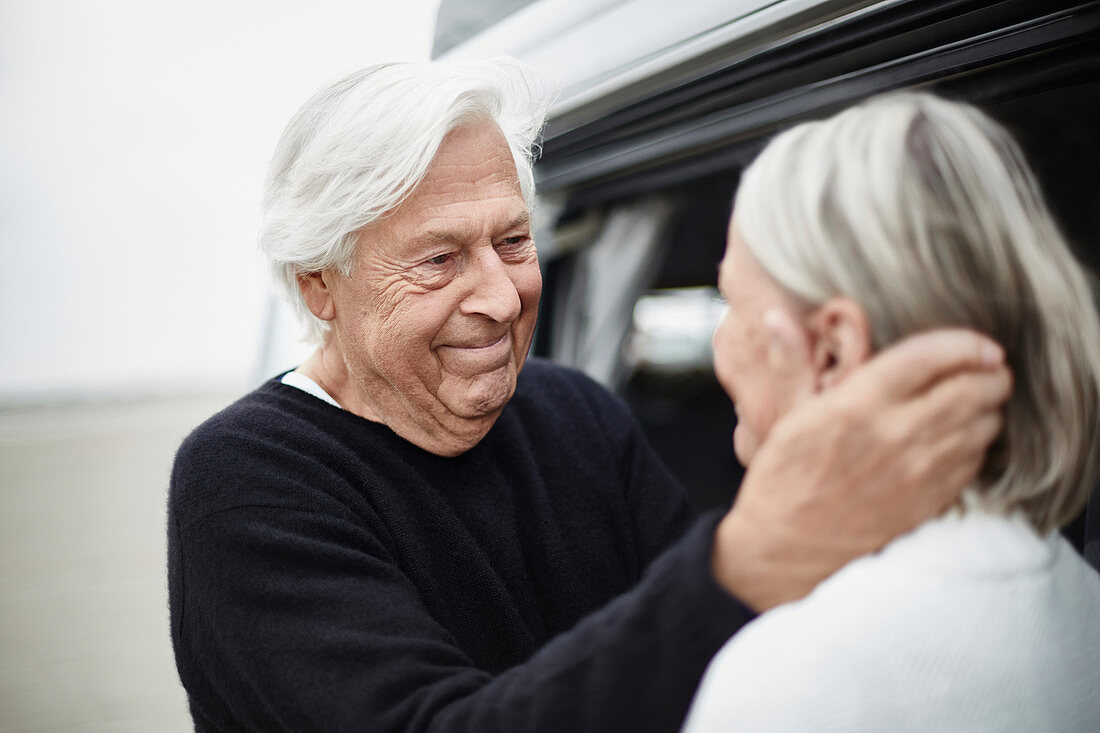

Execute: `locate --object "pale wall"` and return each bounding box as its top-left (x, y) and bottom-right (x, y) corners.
top-left (0, 0), bottom-right (440, 401)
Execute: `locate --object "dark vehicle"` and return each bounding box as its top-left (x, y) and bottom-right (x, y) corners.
top-left (436, 0), bottom-right (1100, 555)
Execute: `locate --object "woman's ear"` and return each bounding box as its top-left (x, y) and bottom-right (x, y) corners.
top-left (298, 270), bottom-right (337, 322)
top-left (806, 297), bottom-right (872, 391)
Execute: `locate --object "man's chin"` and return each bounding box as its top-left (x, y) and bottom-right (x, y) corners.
top-left (440, 366), bottom-right (517, 419)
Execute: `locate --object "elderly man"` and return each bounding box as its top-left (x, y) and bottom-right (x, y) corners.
top-left (168, 60), bottom-right (1009, 732)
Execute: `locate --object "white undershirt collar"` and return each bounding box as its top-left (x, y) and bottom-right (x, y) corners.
top-left (281, 370), bottom-right (343, 409)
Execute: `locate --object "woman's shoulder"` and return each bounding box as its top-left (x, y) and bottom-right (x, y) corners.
top-left (753, 509), bottom-right (1100, 650)
top-left (685, 510), bottom-right (1100, 732)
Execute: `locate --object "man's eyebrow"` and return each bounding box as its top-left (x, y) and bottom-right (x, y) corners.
top-left (417, 229), bottom-right (467, 244)
top-left (504, 212), bottom-right (531, 231)
top-left (416, 213), bottom-right (531, 244)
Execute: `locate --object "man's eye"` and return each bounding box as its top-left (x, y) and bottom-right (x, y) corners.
top-left (426, 254), bottom-right (451, 266)
top-left (497, 236), bottom-right (530, 252)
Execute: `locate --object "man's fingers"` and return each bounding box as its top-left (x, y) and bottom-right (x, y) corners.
top-left (890, 368), bottom-right (1010, 480)
top-left (912, 367), bottom-right (1013, 435)
top-left (854, 329), bottom-right (1006, 402)
top-left (926, 410), bottom-right (1003, 496)
top-left (934, 366), bottom-right (1013, 419)
top-left (893, 378), bottom-right (1007, 524)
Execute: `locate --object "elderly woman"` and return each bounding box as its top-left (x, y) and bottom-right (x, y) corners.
top-left (684, 93), bottom-right (1100, 731)
top-left (168, 60), bottom-right (1010, 732)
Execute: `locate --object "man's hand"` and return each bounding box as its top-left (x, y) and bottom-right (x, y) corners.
top-left (712, 328), bottom-right (1012, 612)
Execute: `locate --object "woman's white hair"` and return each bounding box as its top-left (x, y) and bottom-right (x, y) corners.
top-left (735, 91), bottom-right (1100, 533)
top-left (259, 58), bottom-right (551, 343)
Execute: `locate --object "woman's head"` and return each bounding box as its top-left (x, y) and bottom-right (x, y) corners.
top-left (716, 91), bottom-right (1100, 532)
top-left (259, 58), bottom-right (550, 343)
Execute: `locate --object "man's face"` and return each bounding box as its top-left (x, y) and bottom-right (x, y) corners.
top-left (323, 121), bottom-right (541, 455)
top-left (712, 223), bottom-right (808, 465)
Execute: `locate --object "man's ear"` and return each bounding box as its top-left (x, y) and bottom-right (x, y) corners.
top-left (806, 297), bottom-right (872, 391)
top-left (298, 271), bottom-right (337, 322)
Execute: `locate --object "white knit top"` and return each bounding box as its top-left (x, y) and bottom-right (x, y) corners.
top-left (683, 502), bottom-right (1100, 732)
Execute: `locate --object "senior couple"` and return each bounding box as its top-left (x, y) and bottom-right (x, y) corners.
top-left (169, 59), bottom-right (1100, 731)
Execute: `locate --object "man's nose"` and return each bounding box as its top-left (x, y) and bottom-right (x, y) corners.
top-left (461, 248), bottom-right (522, 323)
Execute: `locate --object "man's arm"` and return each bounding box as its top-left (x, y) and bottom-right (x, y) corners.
top-left (713, 328), bottom-right (1011, 611)
top-left (172, 501), bottom-right (748, 732)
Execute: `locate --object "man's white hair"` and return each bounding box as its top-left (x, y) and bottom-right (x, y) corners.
top-left (735, 91), bottom-right (1100, 533)
top-left (259, 58), bottom-right (551, 343)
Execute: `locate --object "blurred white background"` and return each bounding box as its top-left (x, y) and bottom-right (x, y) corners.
top-left (1, 0), bottom-right (440, 401)
top-left (0, 1), bottom-right (440, 729)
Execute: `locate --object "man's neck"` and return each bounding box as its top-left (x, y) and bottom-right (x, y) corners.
top-left (296, 345), bottom-right (500, 457)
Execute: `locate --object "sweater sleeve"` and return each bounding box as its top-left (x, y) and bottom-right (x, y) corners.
top-left (171, 496), bottom-right (751, 733)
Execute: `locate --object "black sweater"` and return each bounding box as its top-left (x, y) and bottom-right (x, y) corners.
top-left (168, 358), bottom-right (752, 732)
